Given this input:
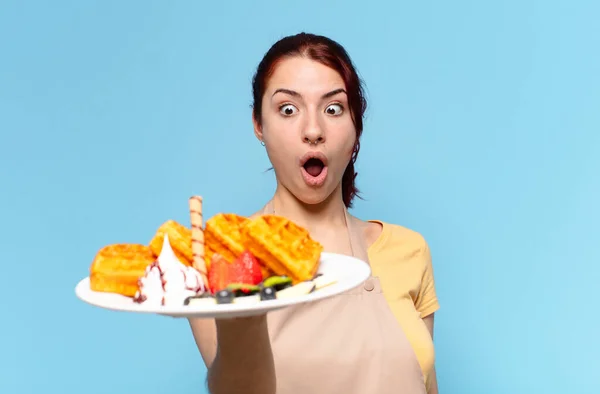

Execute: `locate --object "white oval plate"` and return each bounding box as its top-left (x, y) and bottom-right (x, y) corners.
top-left (75, 252), bottom-right (371, 319)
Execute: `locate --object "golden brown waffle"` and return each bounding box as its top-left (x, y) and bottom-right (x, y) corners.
top-left (204, 213), bottom-right (250, 269)
top-left (89, 244), bottom-right (155, 297)
top-left (149, 220), bottom-right (193, 265)
top-left (90, 272), bottom-right (141, 297)
top-left (242, 215), bottom-right (323, 283)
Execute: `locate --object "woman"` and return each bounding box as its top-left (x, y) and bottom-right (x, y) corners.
top-left (189, 32), bottom-right (440, 394)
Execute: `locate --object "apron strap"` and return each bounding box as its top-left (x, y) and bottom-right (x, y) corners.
top-left (344, 208), bottom-right (370, 264)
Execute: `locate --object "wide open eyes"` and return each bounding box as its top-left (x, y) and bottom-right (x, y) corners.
top-left (325, 103), bottom-right (343, 116)
top-left (279, 104), bottom-right (299, 116)
top-left (278, 103), bottom-right (344, 117)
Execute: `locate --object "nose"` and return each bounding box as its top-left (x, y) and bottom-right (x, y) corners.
top-left (301, 112), bottom-right (326, 146)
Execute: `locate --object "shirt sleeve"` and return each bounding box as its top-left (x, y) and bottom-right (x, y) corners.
top-left (414, 240), bottom-right (440, 318)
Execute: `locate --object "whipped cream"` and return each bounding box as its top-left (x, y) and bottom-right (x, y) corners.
top-left (134, 234), bottom-right (205, 306)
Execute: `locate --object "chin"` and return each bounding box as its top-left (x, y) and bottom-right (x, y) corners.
top-left (292, 185), bottom-right (337, 206)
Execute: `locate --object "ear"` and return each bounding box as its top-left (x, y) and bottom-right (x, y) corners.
top-left (252, 113), bottom-right (264, 143)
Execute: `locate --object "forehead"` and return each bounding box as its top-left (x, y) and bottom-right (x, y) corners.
top-left (266, 56), bottom-right (345, 95)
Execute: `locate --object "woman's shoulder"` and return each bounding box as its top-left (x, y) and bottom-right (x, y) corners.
top-left (366, 220), bottom-right (430, 256)
top-left (366, 220), bottom-right (436, 297)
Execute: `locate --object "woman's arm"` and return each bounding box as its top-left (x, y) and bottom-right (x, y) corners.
top-left (189, 316), bottom-right (276, 394)
top-left (423, 314), bottom-right (439, 394)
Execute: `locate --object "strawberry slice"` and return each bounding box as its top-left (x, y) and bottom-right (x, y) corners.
top-left (208, 254), bottom-right (233, 294)
top-left (239, 251), bottom-right (264, 285)
top-left (230, 251), bottom-right (264, 286)
top-left (207, 251), bottom-right (264, 294)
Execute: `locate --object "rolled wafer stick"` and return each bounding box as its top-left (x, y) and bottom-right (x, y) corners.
top-left (189, 196), bottom-right (208, 289)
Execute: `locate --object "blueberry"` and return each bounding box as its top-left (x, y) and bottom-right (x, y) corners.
top-left (215, 289), bottom-right (235, 304)
top-left (260, 286), bottom-right (277, 301)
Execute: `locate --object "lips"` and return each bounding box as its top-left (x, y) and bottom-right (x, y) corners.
top-left (299, 151), bottom-right (328, 187)
top-left (299, 151), bottom-right (328, 167)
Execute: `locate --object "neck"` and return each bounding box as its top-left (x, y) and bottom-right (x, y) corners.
top-left (270, 183), bottom-right (348, 230)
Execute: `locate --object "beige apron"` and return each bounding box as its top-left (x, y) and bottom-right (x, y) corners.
top-left (262, 202), bottom-right (426, 394)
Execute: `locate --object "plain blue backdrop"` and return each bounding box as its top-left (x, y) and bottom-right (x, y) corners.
top-left (1, 1), bottom-right (598, 393)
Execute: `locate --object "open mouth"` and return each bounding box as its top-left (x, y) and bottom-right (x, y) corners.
top-left (303, 158), bottom-right (325, 177)
top-left (299, 152), bottom-right (328, 186)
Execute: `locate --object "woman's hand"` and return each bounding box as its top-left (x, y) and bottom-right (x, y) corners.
top-left (189, 314), bottom-right (276, 394)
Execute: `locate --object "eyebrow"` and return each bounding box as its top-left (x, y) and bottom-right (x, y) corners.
top-left (272, 88), bottom-right (347, 99)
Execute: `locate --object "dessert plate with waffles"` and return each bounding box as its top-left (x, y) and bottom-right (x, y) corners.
top-left (74, 196), bottom-right (371, 318)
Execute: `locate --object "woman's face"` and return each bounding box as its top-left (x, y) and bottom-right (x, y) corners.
top-left (254, 56), bottom-right (356, 205)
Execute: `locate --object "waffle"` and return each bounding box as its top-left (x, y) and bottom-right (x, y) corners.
top-left (90, 272), bottom-right (141, 297)
top-left (89, 244), bottom-right (155, 297)
top-left (242, 215), bottom-right (323, 283)
top-left (204, 213), bottom-right (250, 269)
top-left (149, 220), bottom-right (193, 265)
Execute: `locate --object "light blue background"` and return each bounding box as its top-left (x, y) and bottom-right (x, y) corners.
top-left (1, 1), bottom-right (598, 393)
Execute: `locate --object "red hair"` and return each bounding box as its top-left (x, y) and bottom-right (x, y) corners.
top-left (252, 32), bottom-right (367, 208)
